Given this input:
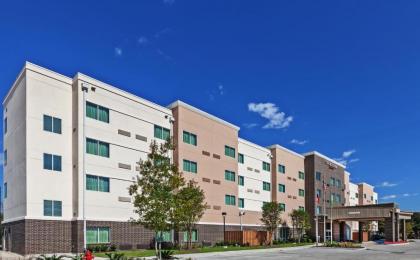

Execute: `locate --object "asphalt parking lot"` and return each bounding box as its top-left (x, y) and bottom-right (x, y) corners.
top-left (180, 240), bottom-right (420, 260)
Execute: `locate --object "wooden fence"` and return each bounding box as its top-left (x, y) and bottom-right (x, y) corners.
top-left (225, 230), bottom-right (268, 246)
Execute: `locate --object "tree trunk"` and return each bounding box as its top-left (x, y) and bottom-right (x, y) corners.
top-left (270, 231), bottom-right (273, 246)
top-left (188, 230), bottom-right (192, 250)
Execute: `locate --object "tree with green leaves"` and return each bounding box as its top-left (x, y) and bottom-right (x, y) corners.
top-left (129, 139), bottom-right (185, 257)
top-left (261, 202), bottom-right (282, 246)
top-left (289, 209), bottom-right (311, 243)
top-left (412, 212), bottom-right (420, 239)
top-left (171, 180), bottom-right (207, 249)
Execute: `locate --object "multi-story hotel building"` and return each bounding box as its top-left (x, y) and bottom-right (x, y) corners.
top-left (2, 62), bottom-right (379, 255)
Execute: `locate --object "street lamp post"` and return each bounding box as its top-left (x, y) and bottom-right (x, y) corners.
top-left (239, 212), bottom-right (245, 231)
top-left (222, 212), bottom-right (227, 245)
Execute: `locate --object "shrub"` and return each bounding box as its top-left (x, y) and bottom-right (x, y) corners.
top-left (160, 250), bottom-right (174, 259)
top-left (36, 255), bottom-right (66, 260)
top-left (109, 244), bottom-right (117, 251)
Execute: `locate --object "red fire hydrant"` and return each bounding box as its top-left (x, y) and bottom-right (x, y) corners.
top-left (84, 249), bottom-right (94, 260)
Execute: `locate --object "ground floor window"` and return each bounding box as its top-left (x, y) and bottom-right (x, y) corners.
top-left (157, 231), bottom-right (173, 242)
top-left (183, 230), bottom-right (198, 242)
top-left (87, 227), bottom-right (110, 244)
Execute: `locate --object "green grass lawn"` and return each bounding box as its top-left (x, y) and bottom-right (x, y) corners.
top-left (95, 242), bottom-right (314, 258)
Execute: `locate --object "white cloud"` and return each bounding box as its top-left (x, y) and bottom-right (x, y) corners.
top-left (114, 47), bottom-right (122, 56)
top-left (243, 123), bottom-right (258, 129)
top-left (334, 149), bottom-right (359, 166)
top-left (138, 36), bottom-right (149, 45)
top-left (381, 195), bottom-right (397, 200)
top-left (290, 139), bottom-right (308, 145)
top-left (218, 85), bottom-right (224, 95)
top-left (377, 181), bottom-right (398, 188)
top-left (248, 102), bottom-right (293, 129)
top-left (163, 0), bottom-right (175, 5)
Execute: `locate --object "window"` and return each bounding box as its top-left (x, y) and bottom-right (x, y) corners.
top-left (238, 153), bottom-right (244, 164)
top-left (157, 231), bottom-right (173, 242)
top-left (86, 138), bottom-right (110, 157)
top-left (263, 162), bottom-right (271, 172)
top-left (330, 177), bottom-right (335, 187)
top-left (299, 171), bottom-right (305, 180)
top-left (315, 171), bottom-right (321, 181)
top-left (263, 182), bottom-right (271, 191)
top-left (364, 194), bottom-right (367, 199)
top-left (183, 160), bottom-right (198, 173)
top-left (43, 200), bottom-right (62, 217)
top-left (371, 196), bottom-right (374, 201)
top-left (238, 198), bottom-right (245, 208)
top-left (278, 164), bottom-right (286, 174)
top-left (4, 117), bottom-right (7, 134)
top-left (225, 195), bottom-right (236, 206)
top-left (336, 179), bottom-right (341, 188)
top-left (86, 227), bottom-right (110, 244)
top-left (183, 131), bottom-right (197, 146)
top-left (224, 145), bottom-right (236, 158)
top-left (330, 193), bottom-right (335, 203)
top-left (316, 206), bottom-right (321, 215)
top-left (154, 125), bottom-right (170, 140)
top-left (299, 206), bottom-right (305, 211)
top-left (86, 102), bottom-right (109, 123)
top-left (299, 189), bottom-right (305, 197)
top-left (224, 170), bottom-right (236, 182)
top-left (336, 194), bottom-right (341, 203)
top-left (4, 183), bottom-right (7, 199)
top-left (316, 189), bottom-right (322, 199)
top-left (43, 153), bottom-right (62, 172)
top-left (43, 115), bottom-right (62, 134)
top-left (86, 175), bottom-right (110, 192)
top-left (355, 193), bottom-right (359, 198)
top-left (238, 176), bottom-right (244, 186)
top-left (279, 203), bottom-right (286, 212)
top-left (183, 230), bottom-right (198, 242)
top-left (278, 184), bottom-right (286, 193)
top-left (4, 150), bottom-right (7, 166)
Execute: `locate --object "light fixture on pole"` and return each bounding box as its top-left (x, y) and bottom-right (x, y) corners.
top-left (222, 212), bottom-right (227, 245)
top-left (239, 212), bottom-right (245, 231)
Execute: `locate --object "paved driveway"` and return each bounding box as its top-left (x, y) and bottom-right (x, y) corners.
top-left (179, 240), bottom-right (420, 260)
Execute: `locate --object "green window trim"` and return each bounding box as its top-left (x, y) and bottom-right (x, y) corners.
top-left (263, 182), bottom-right (271, 191)
top-left (278, 164), bottom-right (286, 174)
top-left (154, 125), bottom-right (170, 140)
top-left (238, 176), bottom-right (244, 186)
top-left (224, 170), bottom-right (236, 182)
top-left (298, 171), bottom-right (305, 180)
top-left (299, 206), bottom-right (305, 211)
top-left (157, 231), bottom-right (173, 242)
top-left (183, 131), bottom-right (197, 146)
top-left (43, 115), bottom-right (62, 134)
top-left (279, 203), bottom-right (286, 212)
top-left (278, 184), bottom-right (286, 193)
top-left (4, 183), bottom-right (7, 199)
top-left (238, 198), bottom-right (245, 208)
top-left (225, 195), bottom-right (236, 206)
top-left (238, 153), bottom-right (244, 164)
top-left (43, 200), bottom-right (62, 217)
top-left (299, 189), bottom-right (305, 197)
top-left (315, 171), bottom-right (322, 181)
top-left (87, 227), bottom-right (110, 244)
top-left (263, 162), bottom-right (271, 172)
top-left (224, 145), bottom-right (236, 158)
top-left (86, 138), bottom-right (110, 158)
top-left (86, 102), bottom-right (110, 123)
top-left (183, 230), bottom-right (198, 242)
top-left (183, 159), bottom-right (198, 173)
top-left (86, 175), bottom-right (110, 192)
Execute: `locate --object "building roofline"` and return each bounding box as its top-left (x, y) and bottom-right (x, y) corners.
top-left (267, 144), bottom-right (304, 159)
top-left (74, 73), bottom-right (173, 116)
top-left (358, 182), bottom-right (374, 188)
top-left (238, 138), bottom-right (271, 153)
top-left (3, 61), bottom-right (73, 106)
top-left (167, 100), bottom-right (240, 130)
top-left (303, 151), bottom-right (346, 169)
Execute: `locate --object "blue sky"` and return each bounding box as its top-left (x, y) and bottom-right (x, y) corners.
top-left (1, 1), bottom-right (419, 211)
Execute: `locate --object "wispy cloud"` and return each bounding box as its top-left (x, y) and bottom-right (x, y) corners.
top-left (207, 84), bottom-right (225, 101)
top-left (377, 181), bottom-right (398, 188)
top-left (381, 195), bottom-right (397, 200)
top-left (334, 149), bottom-right (359, 166)
top-left (290, 139), bottom-right (308, 145)
top-left (154, 28), bottom-right (171, 38)
top-left (138, 36), bottom-right (149, 45)
top-left (243, 123), bottom-right (258, 129)
top-left (248, 102), bottom-right (293, 129)
top-left (156, 49), bottom-right (172, 60)
top-left (218, 85), bottom-right (224, 95)
top-left (114, 47), bottom-right (122, 57)
top-left (163, 0), bottom-right (175, 5)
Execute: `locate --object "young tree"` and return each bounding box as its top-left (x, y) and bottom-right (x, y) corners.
top-left (129, 140), bottom-right (185, 257)
top-left (289, 209), bottom-right (311, 243)
top-left (261, 202), bottom-right (282, 246)
top-left (171, 180), bottom-right (207, 249)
